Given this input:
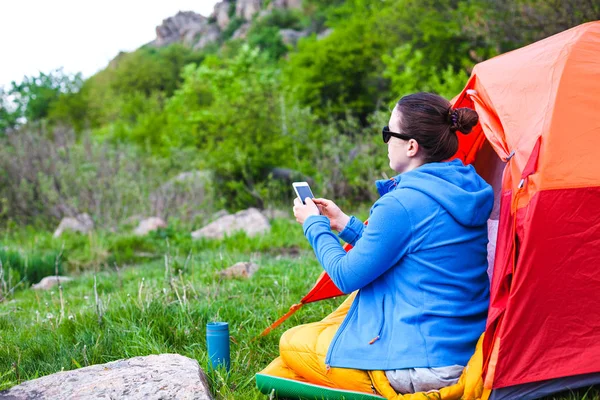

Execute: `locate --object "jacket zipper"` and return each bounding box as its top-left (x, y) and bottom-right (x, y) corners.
top-left (369, 295), bottom-right (385, 345)
top-left (325, 292), bottom-right (360, 369)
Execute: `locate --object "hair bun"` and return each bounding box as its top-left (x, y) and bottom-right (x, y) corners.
top-left (451, 107), bottom-right (478, 134)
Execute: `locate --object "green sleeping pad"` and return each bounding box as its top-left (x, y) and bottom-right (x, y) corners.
top-left (255, 373), bottom-right (385, 400)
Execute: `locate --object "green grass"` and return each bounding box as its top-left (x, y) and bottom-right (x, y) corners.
top-left (0, 218), bottom-right (597, 399)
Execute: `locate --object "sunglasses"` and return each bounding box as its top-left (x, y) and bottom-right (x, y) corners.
top-left (382, 126), bottom-right (415, 144)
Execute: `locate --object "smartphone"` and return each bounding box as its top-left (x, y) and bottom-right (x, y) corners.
top-left (292, 181), bottom-right (315, 205)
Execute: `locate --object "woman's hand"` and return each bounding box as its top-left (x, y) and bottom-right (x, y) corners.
top-left (312, 198), bottom-right (350, 232)
top-left (293, 197), bottom-right (320, 225)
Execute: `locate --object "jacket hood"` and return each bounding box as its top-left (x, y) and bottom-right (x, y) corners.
top-left (375, 159), bottom-right (493, 227)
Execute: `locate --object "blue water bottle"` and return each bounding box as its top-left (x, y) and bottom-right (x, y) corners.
top-left (206, 322), bottom-right (230, 372)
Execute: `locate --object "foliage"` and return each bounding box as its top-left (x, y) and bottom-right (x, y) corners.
top-left (165, 45), bottom-right (298, 209)
top-left (0, 69), bottom-right (82, 132)
top-left (0, 126), bottom-right (207, 228)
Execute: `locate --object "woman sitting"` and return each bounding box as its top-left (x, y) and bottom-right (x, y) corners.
top-left (290, 92), bottom-right (493, 394)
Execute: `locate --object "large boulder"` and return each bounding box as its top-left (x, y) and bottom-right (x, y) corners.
top-left (0, 354), bottom-right (212, 400)
top-left (53, 213), bottom-right (94, 238)
top-left (134, 217), bottom-right (167, 236)
top-left (191, 208), bottom-right (270, 240)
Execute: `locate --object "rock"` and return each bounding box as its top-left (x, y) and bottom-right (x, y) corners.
top-left (269, 0), bottom-right (303, 10)
top-left (191, 208), bottom-right (270, 240)
top-left (154, 11), bottom-right (207, 47)
top-left (219, 261), bottom-right (259, 278)
top-left (213, 1), bottom-right (231, 30)
top-left (32, 276), bottom-right (73, 290)
top-left (262, 208), bottom-right (289, 220)
top-left (0, 354), bottom-right (212, 400)
top-left (317, 28), bottom-right (334, 40)
top-left (232, 22), bottom-right (251, 40)
top-left (53, 213), bottom-right (94, 238)
top-left (279, 29), bottom-right (308, 46)
top-left (194, 24), bottom-right (221, 50)
top-left (150, 170), bottom-right (212, 221)
top-left (236, 0), bottom-right (262, 20)
top-left (134, 217), bottom-right (167, 236)
top-left (210, 209), bottom-right (230, 221)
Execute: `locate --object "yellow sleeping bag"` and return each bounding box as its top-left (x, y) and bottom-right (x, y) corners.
top-left (258, 292), bottom-right (488, 400)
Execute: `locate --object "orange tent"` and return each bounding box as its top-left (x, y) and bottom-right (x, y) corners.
top-left (452, 20), bottom-right (600, 398)
top-left (263, 21), bottom-right (600, 399)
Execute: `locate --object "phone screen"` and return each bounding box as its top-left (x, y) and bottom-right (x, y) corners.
top-left (295, 185), bottom-right (314, 204)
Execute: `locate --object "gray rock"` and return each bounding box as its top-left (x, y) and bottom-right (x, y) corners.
top-left (219, 261), bottom-right (259, 278)
top-left (0, 354), bottom-right (212, 400)
top-left (154, 11), bottom-right (207, 47)
top-left (236, 0), bottom-right (262, 20)
top-left (269, 0), bottom-right (303, 10)
top-left (317, 28), bottom-right (334, 40)
top-left (32, 276), bottom-right (73, 291)
top-left (232, 22), bottom-right (251, 40)
top-left (191, 208), bottom-right (270, 240)
top-left (279, 29), bottom-right (308, 46)
top-left (134, 217), bottom-right (167, 236)
top-left (53, 213), bottom-right (94, 238)
top-left (213, 1), bottom-right (231, 30)
top-left (262, 208), bottom-right (290, 220)
top-left (194, 24), bottom-right (222, 50)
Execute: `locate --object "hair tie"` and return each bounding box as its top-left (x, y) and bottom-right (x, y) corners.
top-left (448, 109), bottom-right (458, 127)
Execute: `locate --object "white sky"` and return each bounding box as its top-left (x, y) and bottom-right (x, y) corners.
top-left (0, 0), bottom-right (219, 88)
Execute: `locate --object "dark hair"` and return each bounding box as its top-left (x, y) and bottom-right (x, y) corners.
top-left (395, 92), bottom-right (478, 163)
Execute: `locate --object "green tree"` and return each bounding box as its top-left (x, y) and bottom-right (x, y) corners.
top-left (4, 69), bottom-right (82, 125)
top-left (165, 45), bottom-right (299, 208)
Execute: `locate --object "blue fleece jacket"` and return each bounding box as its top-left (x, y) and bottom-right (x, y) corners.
top-left (302, 159), bottom-right (493, 371)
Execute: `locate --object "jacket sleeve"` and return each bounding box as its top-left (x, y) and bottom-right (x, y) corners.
top-left (303, 195), bottom-right (412, 293)
top-left (337, 216), bottom-right (364, 246)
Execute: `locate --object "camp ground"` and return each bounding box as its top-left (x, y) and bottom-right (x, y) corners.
top-left (256, 21), bottom-right (600, 400)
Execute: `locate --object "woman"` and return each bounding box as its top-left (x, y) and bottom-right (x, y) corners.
top-left (291, 92), bottom-right (493, 394)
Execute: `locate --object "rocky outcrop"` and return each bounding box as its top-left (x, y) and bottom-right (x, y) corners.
top-left (53, 213), bottom-right (94, 238)
top-left (195, 24), bottom-right (222, 49)
top-left (134, 217), bottom-right (167, 236)
top-left (279, 29), bottom-right (309, 46)
top-left (191, 208), bottom-right (270, 240)
top-left (232, 22), bottom-right (252, 40)
top-left (32, 276), bottom-right (73, 290)
top-left (0, 354), bottom-right (212, 400)
top-left (269, 0), bottom-right (303, 10)
top-left (236, 0), bottom-right (263, 20)
top-left (213, 1), bottom-right (231, 30)
top-left (154, 11), bottom-right (207, 47)
top-left (219, 261), bottom-right (259, 278)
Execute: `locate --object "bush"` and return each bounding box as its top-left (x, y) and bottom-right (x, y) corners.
top-left (0, 126), bottom-right (213, 228)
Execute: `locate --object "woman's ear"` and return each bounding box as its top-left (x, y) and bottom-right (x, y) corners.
top-left (406, 139), bottom-right (419, 157)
